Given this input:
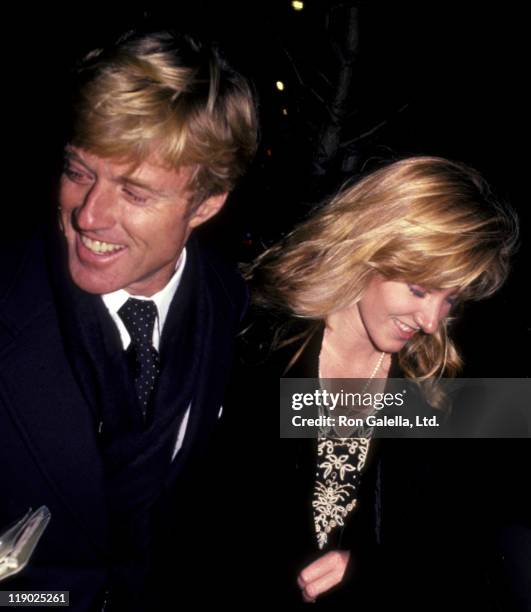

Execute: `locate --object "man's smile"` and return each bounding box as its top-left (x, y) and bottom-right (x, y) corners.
top-left (75, 232), bottom-right (128, 265)
top-left (80, 234), bottom-right (127, 254)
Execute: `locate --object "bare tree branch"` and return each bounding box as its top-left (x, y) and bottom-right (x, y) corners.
top-left (340, 104), bottom-right (410, 147)
top-left (312, 5), bottom-right (359, 177)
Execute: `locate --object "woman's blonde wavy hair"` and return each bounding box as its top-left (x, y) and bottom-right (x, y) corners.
top-left (69, 30), bottom-right (258, 209)
top-left (248, 156), bottom-right (518, 407)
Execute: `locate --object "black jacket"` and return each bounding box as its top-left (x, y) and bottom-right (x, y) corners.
top-left (0, 229), bottom-right (248, 611)
top-left (219, 312), bottom-right (530, 611)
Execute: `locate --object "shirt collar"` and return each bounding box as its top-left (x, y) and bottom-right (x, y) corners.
top-left (101, 247), bottom-right (187, 332)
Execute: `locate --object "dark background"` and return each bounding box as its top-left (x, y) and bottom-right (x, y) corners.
top-left (5, 2), bottom-right (529, 376)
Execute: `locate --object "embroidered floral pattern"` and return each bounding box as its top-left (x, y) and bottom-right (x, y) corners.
top-left (312, 436), bottom-right (371, 550)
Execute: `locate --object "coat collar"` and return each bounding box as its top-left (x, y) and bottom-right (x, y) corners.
top-left (0, 230), bottom-right (109, 553)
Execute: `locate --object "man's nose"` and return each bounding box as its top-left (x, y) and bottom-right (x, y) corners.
top-left (72, 182), bottom-right (116, 231)
top-left (414, 297), bottom-right (447, 335)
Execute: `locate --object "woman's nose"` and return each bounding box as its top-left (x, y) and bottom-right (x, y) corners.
top-left (414, 297), bottom-right (447, 334)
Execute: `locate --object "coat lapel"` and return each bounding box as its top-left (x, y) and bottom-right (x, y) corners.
top-left (162, 245), bottom-right (241, 489)
top-left (0, 234), bottom-right (108, 553)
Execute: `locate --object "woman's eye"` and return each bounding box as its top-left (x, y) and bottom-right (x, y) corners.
top-left (446, 295), bottom-right (458, 307)
top-left (408, 285), bottom-right (426, 298)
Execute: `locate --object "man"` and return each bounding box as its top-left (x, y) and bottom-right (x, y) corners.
top-left (0, 30), bottom-right (257, 610)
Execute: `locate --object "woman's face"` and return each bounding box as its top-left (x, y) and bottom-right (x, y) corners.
top-left (353, 274), bottom-right (459, 353)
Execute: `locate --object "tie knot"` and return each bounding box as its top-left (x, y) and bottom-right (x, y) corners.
top-left (118, 298), bottom-right (158, 347)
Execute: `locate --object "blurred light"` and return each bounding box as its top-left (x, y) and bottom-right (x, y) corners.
top-left (291, 1), bottom-right (304, 10)
top-left (282, 108), bottom-right (288, 116)
top-left (276, 80), bottom-right (285, 91)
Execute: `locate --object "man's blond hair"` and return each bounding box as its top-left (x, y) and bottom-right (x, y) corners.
top-left (70, 30), bottom-right (258, 208)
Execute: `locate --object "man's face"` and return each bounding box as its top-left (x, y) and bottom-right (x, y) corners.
top-left (59, 146), bottom-right (226, 296)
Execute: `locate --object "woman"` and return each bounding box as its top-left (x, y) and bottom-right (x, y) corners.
top-left (238, 156), bottom-right (518, 609)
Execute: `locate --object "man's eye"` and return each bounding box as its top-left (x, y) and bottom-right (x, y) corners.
top-left (408, 285), bottom-right (426, 298)
top-left (123, 188), bottom-right (148, 204)
top-left (63, 165), bottom-right (87, 182)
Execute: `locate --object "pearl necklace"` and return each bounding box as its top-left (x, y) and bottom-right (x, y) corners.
top-left (361, 351), bottom-right (386, 393)
top-left (318, 350), bottom-right (386, 439)
top-left (319, 349), bottom-right (386, 391)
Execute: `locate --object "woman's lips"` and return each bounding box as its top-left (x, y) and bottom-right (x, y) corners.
top-left (392, 317), bottom-right (418, 340)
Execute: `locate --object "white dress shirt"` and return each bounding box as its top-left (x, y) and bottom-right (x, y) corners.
top-left (101, 249), bottom-right (190, 460)
top-left (101, 249), bottom-right (187, 351)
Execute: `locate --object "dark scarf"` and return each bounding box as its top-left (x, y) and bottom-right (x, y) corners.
top-left (45, 230), bottom-right (207, 608)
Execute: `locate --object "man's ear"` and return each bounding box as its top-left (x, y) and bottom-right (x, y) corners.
top-left (189, 193), bottom-right (228, 228)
